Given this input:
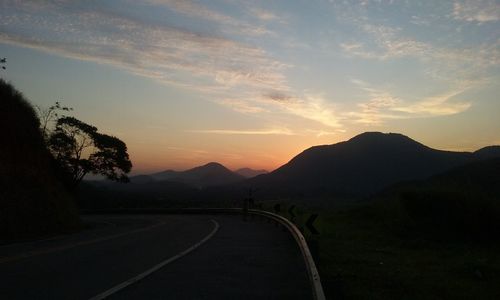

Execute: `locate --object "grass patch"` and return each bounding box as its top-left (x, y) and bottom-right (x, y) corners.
top-left (316, 199), bottom-right (500, 299)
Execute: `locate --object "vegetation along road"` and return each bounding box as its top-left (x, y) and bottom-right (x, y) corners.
top-left (0, 214), bottom-right (311, 299)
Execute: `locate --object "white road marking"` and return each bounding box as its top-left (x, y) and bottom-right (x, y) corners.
top-left (88, 219), bottom-right (220, 300)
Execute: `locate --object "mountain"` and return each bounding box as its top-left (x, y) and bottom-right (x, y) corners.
top-left (247, 132), bottom-right (500, 197)
top-left (132, 162), bottom-right (245, 188)
top-left (473, 146), bottom-right (500, 160)
top-left (235, 168), bottom-right (268, 178)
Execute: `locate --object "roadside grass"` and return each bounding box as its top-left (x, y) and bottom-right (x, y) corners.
top-left (262, 198), bottom-right (500, 299)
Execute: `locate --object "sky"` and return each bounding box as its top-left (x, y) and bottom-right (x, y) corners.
top-left (1, 0), bottom-right (499, 174)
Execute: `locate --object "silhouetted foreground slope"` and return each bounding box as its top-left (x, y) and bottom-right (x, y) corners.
top-left (317, 158), bottom-right (500, 299)
top-left (384, 157), bottom-right (500, 240)
top-left (0, 79), bottom-right (80, 240)
top-left (248, 132), bottom-right (500, 197)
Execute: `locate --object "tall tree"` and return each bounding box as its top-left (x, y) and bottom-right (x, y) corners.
top-left (48, 116), bottom-right (132, 188)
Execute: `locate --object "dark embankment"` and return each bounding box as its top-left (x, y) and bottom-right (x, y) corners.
top-left (0, 79), bottom-right (80, 240)
top-left (364, 157), bottom-right (500, 241)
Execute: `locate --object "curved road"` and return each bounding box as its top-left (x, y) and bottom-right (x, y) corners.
top-left (0, 214), bottom-right (312, 299)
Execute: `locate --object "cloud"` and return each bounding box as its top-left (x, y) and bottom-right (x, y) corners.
top-left (0, 1), bottom-right (288, 93)
top-left (452, 0), bottom-right (500, 23)
top-left (190, 128), bottom-right (296, 136)
top-left (392, 89), bottom-right (472, 116)
top-left (306, 129), bottom-right (346, 137)
top-left (348, 78), bottom-right (472, 124)
top-left (145, 0), bottom-right (271, 36)
top-left (410, 15), bottom-right (431, 26)
top-left (1, 1), bottom-right (348, 133)
top-left (262, 93), bottom-right (343, 128)
top-left (249, 7), bottom-right (280, 22)
top-left (215, 99), bottom-right (267, 113)
top-left (340, 22), bottom-right (499, 87)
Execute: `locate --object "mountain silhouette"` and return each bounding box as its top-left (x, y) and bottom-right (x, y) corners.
top-left (132, 162), bottom-right (245, 188)
top-left (472, 145), bottom-right (500, 160)
top-left (235, 168), bottom-right (268, 178)
top-left (247, 132), bottom-right (500, 196)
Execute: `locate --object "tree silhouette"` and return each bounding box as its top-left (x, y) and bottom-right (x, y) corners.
top-left (48, 116), bottom-right (132, 188)
top-left (36, 101), bottom-right (73, 141)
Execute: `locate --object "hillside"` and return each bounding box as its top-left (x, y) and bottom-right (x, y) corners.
top-left (247, 132), bottom-right (500, 197)
top-left (0, 79), bottom-right (80, 240)
top-left (360, 156), bottom-right (500, 241)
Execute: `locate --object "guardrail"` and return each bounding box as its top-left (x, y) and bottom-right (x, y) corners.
top-left (83, 207), bottom-right (325, 300)
top-left (248, 209), bottom-right (325, 300)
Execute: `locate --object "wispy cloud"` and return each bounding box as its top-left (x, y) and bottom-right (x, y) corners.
top-left (410, 15), bottom-right (431, 26)
top-left (452, 0), bottom-right (500, 23)
top-left (248, 7), bottom-right (280, 22)
top-left (305, 129), bottom-right (346, 137)
top-left (1, 1), bottom-right (349, 132)
top-left (0, 1), bottom-right (288, 92)
top-left (341, 22), bottom-right (499, 87)
top-left (392, 89), bottom-right (472, 116)
top-left (189, 128), bottom-right (296, 136)
top-left (215, 98), bottom-right (267, 114)
top-left (2, 0), bottom-right (497, 141)
top-left (262, 93), bottom-right (343, 128)
top-left (348, 78), bottom-right (471, 124)
top-left (145, 0), bottom-right (271, 36)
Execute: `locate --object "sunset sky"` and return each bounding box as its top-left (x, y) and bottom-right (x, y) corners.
top-left (1, 0), bottom-right (499, 174)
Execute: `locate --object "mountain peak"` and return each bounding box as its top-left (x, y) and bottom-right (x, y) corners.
top-left (201, 162), bottom-right (225, 169)
top-left (349, 131), bottom-right (415, 142)
top-left (347, 132), bottom-right (425, 149)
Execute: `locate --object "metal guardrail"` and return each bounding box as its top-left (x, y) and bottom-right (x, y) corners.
top-left (248, 209), bottom-right (326, 300)
top-left (83, 207), bottom-right (326, 300)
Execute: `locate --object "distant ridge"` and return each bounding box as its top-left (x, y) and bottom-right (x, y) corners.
top-left (246, 132), bottom-right (500, 196)
top-left (131, 162), bottom-right (245, 188)
top-left (235, 168), bottom-right (268, 178)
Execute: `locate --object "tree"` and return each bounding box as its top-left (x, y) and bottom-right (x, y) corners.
top-left (48, 116), bottom-right (132, 188)
top-left (36, 101), bottom-right (73, 141)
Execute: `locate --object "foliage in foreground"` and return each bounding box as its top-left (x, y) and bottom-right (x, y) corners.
top-left (49, 116), bottom-right (132, 189)
top-left (38, 102), bottom-right (132, 190)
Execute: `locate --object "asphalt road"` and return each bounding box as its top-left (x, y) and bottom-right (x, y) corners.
top-left (0, 214), bottom-right (312, 299)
